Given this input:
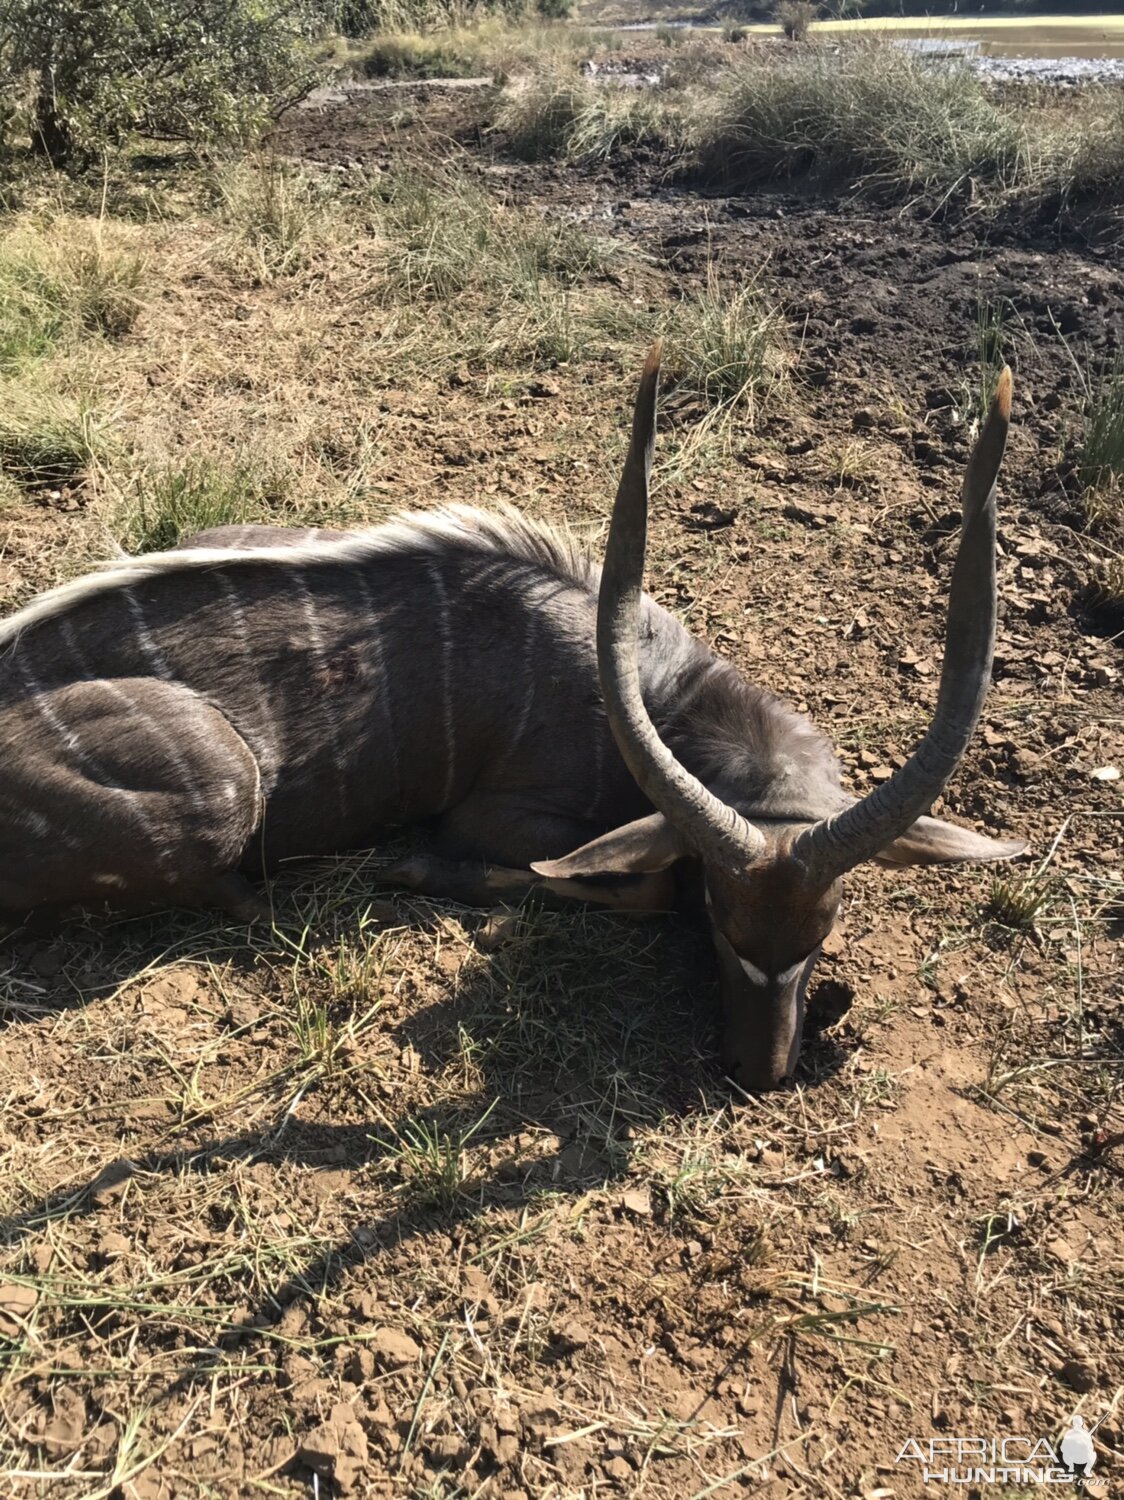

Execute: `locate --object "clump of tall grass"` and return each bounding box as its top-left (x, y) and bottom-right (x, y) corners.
top-left (694, 46), bottom-right (1027, 202)
top-left (0, 381), bottom-right (104, 487)
top-left (1032, 90), bottom-right (1124, 217)
top-left (215, 159), bottom-right (342, 280)
top-left (0, 220), bottom-right (144, 370)
top-left (355, 31), bottom-right (485, 77)
top-left (494, 69), bottom-right (681, 163)
top-left (968, 296), bottom-right (1009, 424)
top-left (1078, 356), bottom-right (1124, 525)
top-left (662, 269), bottom-right (785, 422)
top-left (329, 0), bottom-right (578, 37)
top-left (333, 20), bottom-right (621, 84)
top-left (373, 162), bottom-right (606, 300)
top-left (112, 453), bottom-right (293, 553)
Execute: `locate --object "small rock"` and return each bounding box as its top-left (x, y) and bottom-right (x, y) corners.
top-left (603, 1456), bottom-right (633, 1481)
top-left (0, 1283), bottom-right (37, 1337)
top-left (476, 909), bottom-right (521, 953)
top-left (527, 378), bottom-right (560, 399)
top-left (427, 1433), bottom-right (469, 1464)
top-left (371, 1327), bottom-right (421, 1369)
top-left (620, 1188), bottom-right (651, 1217)
top-left (1027, 1148), bottom-right (1049, 1169)
top-left (686, 500), bottom-right (738, 531)
top-left (345, 1347), bottom-right (375, 1383)
top-left (1058, 1358), bottom-right (1097, 1393)
top-left (521, 1398), bottom-right (561, 1440)
top-left (299, 1414), bottom-right (364, 1492)
top-left (552, 1318), bottom-right (591, 1352)
top-left (461, 1266), bottom-right (500, 1319)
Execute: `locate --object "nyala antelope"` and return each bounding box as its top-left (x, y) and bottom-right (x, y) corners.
top-left (0, 348), bottom-right (1023, 1090)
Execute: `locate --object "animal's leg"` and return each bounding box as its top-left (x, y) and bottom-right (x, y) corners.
top-left (376, 855), bottom-right (535, 906)
top-left (0, 678), bottom-right (265, 918)
top-left (209, 871), bottom-right (272, 923)
top-left (377, 853), bottom-right (674, 913)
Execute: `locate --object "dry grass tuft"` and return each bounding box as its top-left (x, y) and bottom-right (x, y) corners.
top-left (0, 380), bottom-right (105, 488)
top-left (0, 217), bottom-right (145, 367)
top-left (213, 157), bottom-right (345, 281)
top-left (1078, 355), bottom-right (1124, 526)
top-left (494, 68), bottom-right (683, 163)
top-left (661, 267), bottom-right (785, 424)
top-left (110, 452), bottom-right (295, 552)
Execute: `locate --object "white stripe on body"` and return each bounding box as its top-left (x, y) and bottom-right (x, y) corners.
top-left (216, 575), bottom-right (281, 786)
top-left (123, 589), bottom-right (174, 679)
top-left (354, 574), bottom-right (401, 813)
top-left (427, 560), bottom-right (456, 810)
top-left (489, 580), bottom-right (537, 784)
top-left (0, 793), bottom-right (79, 850)
top-left (296, 570), bottom-right (349, 820)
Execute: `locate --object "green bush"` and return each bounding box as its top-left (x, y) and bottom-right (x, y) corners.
top-left (0, 0), bottom-right (319, 168)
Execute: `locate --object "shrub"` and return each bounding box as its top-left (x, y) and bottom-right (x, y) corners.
top-left (495, 69), bottom-right (679, 163)
top-left (359, 34), bottom-right (484, 78)
top-left (326, 0), bottom-right (533, 39)
top-left (694, 45), bottom-right (1026, 200)
top-left (776, 0), bottom-right (815, 41)
top-left (0, 0), bottom-right (318, 168)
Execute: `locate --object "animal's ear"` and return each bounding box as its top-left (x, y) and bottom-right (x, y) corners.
top-left (531, 813), bottom-right (690, 878)
top-left (873, 815), bottom-right (1027, 867)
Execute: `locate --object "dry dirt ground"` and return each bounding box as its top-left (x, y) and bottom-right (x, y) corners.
top-left (1, 78), bottom-right (1122, 1500)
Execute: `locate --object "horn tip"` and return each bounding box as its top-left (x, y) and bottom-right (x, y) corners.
top-left (644, 341), bottom-right (663, 377)
top-left (994, 365), bottom-right (1013, 422)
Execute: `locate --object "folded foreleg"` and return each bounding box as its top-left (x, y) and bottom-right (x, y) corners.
top-left (0, 677), bottom-right (264, 917)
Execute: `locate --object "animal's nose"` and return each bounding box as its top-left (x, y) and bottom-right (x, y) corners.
top-left (730, 1057), bottom-right (793, 1094)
